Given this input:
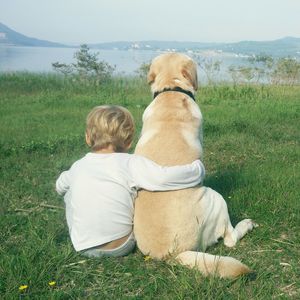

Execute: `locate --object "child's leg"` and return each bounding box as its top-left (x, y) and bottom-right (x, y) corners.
top-left (82, 233), bottom-right (136, 258)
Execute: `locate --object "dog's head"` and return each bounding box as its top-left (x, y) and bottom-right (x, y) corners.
top-left (147, 53), bottom-right (198, 94)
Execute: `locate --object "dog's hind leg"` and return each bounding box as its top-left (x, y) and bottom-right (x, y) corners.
top-left (196, 187), bottom-right (257, 249)
top-left (224, 219), bottom-right (258, 248)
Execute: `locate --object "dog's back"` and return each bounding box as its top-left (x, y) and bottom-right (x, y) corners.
top-left (134, 56), bottom-right (203, 258)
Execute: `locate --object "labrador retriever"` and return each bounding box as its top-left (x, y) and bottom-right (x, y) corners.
top-left (134, 52), bottom-right (257, 278)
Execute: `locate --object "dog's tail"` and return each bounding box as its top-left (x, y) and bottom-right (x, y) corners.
top-left (175, 251), bottom-right (252, 278)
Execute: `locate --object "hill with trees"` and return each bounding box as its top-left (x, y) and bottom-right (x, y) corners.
top-left (0, 22), bottom-right (68, 47)
top-left (1, 22), bottom-right (300, 57)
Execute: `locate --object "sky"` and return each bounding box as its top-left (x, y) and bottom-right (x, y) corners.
top-left (0, 0), bottom-right (300, 45)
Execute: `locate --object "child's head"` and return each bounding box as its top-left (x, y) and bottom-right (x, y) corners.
top-left (86, 105), bottom-right (135, 152)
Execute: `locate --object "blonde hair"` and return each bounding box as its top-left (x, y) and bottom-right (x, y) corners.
top-left (86, 105), bottom-right (135, 152)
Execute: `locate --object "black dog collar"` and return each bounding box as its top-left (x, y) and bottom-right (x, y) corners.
top-left (153, 87), bottom-right (196, 101)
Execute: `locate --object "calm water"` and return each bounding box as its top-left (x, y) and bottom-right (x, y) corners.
top-left (0, 46), bottom-right (248, 81)
top-left (0, 46), bottom-right (160, 74)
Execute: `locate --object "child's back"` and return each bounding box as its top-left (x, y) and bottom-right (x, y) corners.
top-left (56, 105), bottom-right (205, 257)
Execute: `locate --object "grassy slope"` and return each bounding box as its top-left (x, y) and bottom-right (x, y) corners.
top-left (0, 73), bottom-right (299, 299)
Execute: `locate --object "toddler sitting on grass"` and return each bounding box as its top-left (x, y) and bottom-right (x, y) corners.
top-left (56, 105), bottom-right (205, 257)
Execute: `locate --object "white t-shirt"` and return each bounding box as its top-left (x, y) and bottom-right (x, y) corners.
top-left (56, 152), bottom-right (205, 251)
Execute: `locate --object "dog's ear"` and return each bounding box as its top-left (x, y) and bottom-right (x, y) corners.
top-left (182, 60), bottom-right (198, 91)
top-left (147, 68), bottom-right (156, 85)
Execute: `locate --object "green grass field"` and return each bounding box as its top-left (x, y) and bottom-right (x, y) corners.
top-left (0, 73), bottom-right (299, 299)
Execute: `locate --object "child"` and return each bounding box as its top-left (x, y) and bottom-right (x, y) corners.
top-left (56, 105), bottom-right (205, 258)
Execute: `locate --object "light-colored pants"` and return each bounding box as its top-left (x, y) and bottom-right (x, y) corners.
top-left (82, 233), bottom-right (136, 258)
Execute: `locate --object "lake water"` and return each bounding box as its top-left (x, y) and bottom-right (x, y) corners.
top-left (0, 46), bottom-right (248, 81)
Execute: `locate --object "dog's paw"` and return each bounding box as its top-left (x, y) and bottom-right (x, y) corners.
top-left (241, 219), bottom-right (258, 231)
top-left (224, 236), bottom-right (237, 248)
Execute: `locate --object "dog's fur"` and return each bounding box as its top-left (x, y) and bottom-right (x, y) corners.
top-left (134, 53), bottom-right (257, 278)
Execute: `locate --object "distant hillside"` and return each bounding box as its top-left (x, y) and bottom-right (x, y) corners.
top-left (1, 22), bottom-right (300, 57)
top-left (221, 37), bottom-right (300, 57)
top-left (90, 37), bottom-right (300, 57)
top-left (0, 22), bottom-right (68, 47)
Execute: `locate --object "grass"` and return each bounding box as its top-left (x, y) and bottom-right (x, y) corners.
top-left (0, 73), bottom-right (299, 299)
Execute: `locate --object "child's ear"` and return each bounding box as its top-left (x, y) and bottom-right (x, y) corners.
top-left (125, 141), bottom-right (133, 151)
top-left (85, 133), bottom-right (91, 146)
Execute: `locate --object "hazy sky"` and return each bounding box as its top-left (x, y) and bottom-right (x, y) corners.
top-left (0, 0), bottom-right (299, 44)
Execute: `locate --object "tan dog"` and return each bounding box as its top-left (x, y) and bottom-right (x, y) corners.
top-left (134, 52), bottom-right (257, 278)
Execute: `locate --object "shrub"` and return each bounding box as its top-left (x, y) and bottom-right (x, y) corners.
top-left (52, 44), bottom-right (115, 85)
top-left (271, 57), bottom-right (300, 85)
top-left (135, 62), bottom-right (151, 79)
